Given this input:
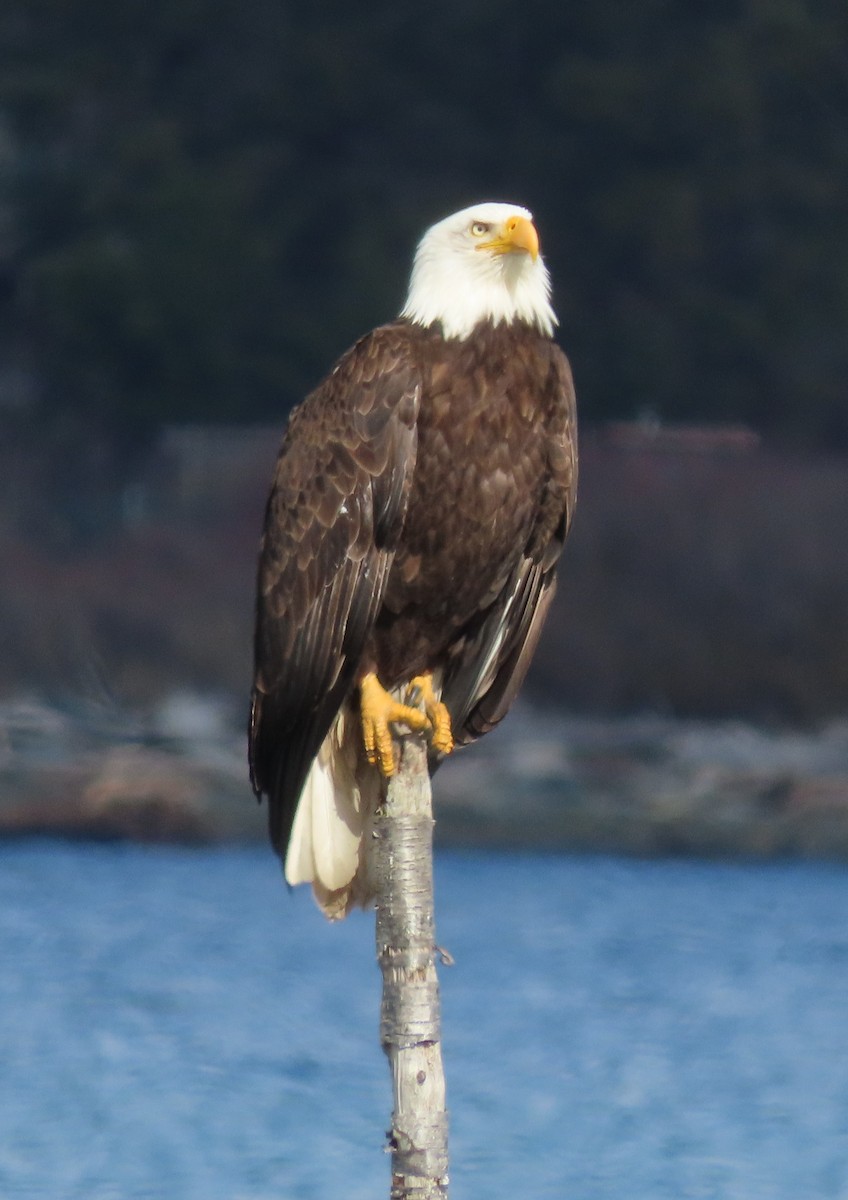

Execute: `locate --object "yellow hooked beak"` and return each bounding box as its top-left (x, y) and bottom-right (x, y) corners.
top-left (476, 214), bottom-right (540, 261)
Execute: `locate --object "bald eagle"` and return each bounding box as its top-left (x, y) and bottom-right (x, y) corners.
top-left (249, 203), bottom-right (578, 917)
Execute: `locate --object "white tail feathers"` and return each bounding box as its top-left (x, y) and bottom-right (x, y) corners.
top-left (284, 705), bottom-right (381, 919)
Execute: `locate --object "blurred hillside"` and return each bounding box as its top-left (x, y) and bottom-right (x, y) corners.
top-left (1, 0), bottom-right (847, 729)
top-left (2, 426), bottom-right (846, 722)
top-left (1, 0), bottom-right (848, 483)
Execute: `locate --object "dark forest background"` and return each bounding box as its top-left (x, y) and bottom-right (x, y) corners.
top-left (3, 1), bottom-right (848, 452)
top-left (1, 0), bottom-right (847, 719)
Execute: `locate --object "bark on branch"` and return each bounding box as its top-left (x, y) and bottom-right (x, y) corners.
top-left (372, 732), bottom-right (449, 1199)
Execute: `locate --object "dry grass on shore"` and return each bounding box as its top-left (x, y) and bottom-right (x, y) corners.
top-left (1, 429), bottom-right (846, 723)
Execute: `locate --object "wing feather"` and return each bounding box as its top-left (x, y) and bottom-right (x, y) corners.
top-left (442, 343), bottom-right (577, 746)
top-left (249, 326), bottom-right (421, 857)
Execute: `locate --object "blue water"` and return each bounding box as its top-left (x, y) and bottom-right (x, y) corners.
top-left (2, 845), bottom-right (848, 1200)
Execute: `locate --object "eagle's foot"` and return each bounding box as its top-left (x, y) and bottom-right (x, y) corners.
top-left (407, 674), bottom-right (454, 758)
top-left (359, 672), bottom-right (430, 777)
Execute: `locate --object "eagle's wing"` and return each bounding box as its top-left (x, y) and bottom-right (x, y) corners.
top-left (442, 345), bottom-right (577, 744)
top-left (249, 326), bottom-right (421, 855)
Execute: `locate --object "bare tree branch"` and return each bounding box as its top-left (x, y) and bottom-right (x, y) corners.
top-left (372, 732), bottom-right (449, 1199)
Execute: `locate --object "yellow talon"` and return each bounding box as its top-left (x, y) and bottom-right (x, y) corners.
top-left (407, 674), bottom-right (454, 758)
top-left (359, 672), bottom-right (431, 777)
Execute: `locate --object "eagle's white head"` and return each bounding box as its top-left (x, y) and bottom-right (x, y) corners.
top-left (400, 202), bottom-right (557, 341)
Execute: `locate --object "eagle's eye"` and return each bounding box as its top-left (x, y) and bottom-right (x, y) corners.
top-left (470, 221), bottom-right (490, 237)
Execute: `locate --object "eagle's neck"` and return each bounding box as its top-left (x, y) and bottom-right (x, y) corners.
top-left (400, 248), bottom-right (557, 341)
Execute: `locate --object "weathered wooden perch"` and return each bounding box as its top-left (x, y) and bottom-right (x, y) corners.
top-left (371, 731), bottom-right (449, 1200)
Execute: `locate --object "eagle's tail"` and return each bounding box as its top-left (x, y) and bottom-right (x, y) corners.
top-left (284, 705), bottom-right (380, 919)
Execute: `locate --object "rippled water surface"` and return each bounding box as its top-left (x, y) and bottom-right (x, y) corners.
top-left (2, 843), bottom-right (848, 1199)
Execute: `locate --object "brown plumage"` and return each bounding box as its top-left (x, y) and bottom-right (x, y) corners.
top-left (249, 203), bottom-right (578, 916)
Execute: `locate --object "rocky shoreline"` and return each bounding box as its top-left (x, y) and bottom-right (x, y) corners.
top-left (2, 694), bottom-right (848, 862)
